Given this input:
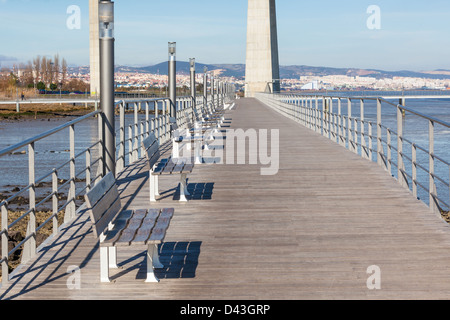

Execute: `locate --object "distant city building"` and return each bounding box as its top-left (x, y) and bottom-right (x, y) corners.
top-left (301, 81), bottom-right (318, 90)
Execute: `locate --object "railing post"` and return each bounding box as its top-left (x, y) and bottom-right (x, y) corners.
top-left (429, 120), bottom-right (437, 213)
top-left (412, 144), bottom-right (417, 199)
top-left (145, 101), bottom-right (149, 137)
top-left (128, 125), bottom-right (133, 163)
top-left (397, 105), bottom-right (407, 188)
top-left (86, 150), bottom-right (91, 193)
top-left (133, 102), bottom-right (139, 161)
top-left (329, 98), bottom-right (334, 141)
top-left (22, 142), bottom-right (36, 264)
top-left (377, 98), bottom-right (383, 167)
top-left (360, 99), bottom-right (367, 159)
top-left (140, 121), bottom-right (144, 158)
top-left (387, 129), bottom-right (392, 174)
top-left (354, 117), bottom-right (358, 155)
top-left (65, 124), bottom-right (76, 223)
top-left (321, 97), bottom-right (326, 137)
top-left (368, 122), bottom-right (373, 161)
top-left (117, 102), bottom-right (125, 172)
top-left (347, 98), bottom-right (353, 152)
top-left (1, 203), bottom-right (8, 285)
top-left (338, 98), bottom-right (343, 145)
top-left (97, 111), bottom-right (104, 182)
top-left (52, 169), bottom-right (59, 236)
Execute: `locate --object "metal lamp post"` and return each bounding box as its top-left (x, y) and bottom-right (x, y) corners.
top-left (99, 0), bottom-right (115, 176)
top-left (211, 74), bottom-right (214, 108)
top-left (190, 58), bottom-right (196, 107)
top-left (168, 42), bottom-right (176, 117)
top-left (203, 66), bottom-right (208, 107)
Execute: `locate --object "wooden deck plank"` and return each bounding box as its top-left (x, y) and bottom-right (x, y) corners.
top-left (2, 98), bottom-right (450, 300)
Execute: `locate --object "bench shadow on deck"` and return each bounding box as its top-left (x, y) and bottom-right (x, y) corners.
top-left (2, 98), bottom-right (450, 300)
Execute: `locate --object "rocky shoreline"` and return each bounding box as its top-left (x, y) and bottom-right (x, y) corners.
top-left (0, 181), bottom-right (85, 281)
top-left (0, 104), bottom-right (95, 121)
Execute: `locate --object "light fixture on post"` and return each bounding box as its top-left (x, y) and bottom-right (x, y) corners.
top-left (99, 0), bottom-right (115, 176)
top-left (168, 42), bottom-right (176, 118)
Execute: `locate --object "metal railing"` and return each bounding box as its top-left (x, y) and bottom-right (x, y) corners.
top-left (256, 92), bottom-right (450, 216)
top-left (299, 90), bottom-right (450, 98)
top-left (0, 89), bottom-right (234, 286)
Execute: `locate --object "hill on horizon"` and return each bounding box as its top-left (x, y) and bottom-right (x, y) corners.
top-left (111, 62), bottom-right (450, 80)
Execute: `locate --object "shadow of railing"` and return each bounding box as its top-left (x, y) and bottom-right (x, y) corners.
top-left (0, 210), bottom-right (94, 300)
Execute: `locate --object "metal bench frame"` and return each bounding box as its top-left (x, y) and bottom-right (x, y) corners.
top-left (142, 133), bottom-right (194, 202)
top-left (84, 172), bottom-right (174, 283)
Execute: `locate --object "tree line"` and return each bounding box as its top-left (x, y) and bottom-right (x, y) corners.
top-left (0, 55), bottom-right (89, 95)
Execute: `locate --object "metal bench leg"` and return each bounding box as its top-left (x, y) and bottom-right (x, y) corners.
top-left (172, 140), bottom-right (180, 158)
top-left (100, 247), bottom-right (111, 283)
top-left (109, 247), bottom-right (118, 269)
top-left (149, 172), bottom-right (156, 202)
top-left (194, 140), bottom-right (202, 164)
top-left (145, 244), bottom-right (162, 283)
top-left (179, 173), bottom-right (189, 202)
top-left (155, 175), bottom-right (160, 196)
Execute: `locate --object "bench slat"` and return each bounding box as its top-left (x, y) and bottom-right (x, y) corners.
top-left (171, 162), bottom-right (185, 174)
top-left (85, 172), bottom-right (116, 209)
top-left (131, 209), bottom-right (161, 244)
top-left (147, 208), bottom-right (174, 244)
top-left (142, 133), bottom-right (161, 168)
top-left (182, 164), bottom-right (194, 173)
top-left (163, 162), bottom-right (176, 174)
top-left (101, 210), bottom-right (134, 246)
top-left (88, 184), bottom-right (120, 224)
top-left (115, 210), bottom-right (147, 246)
top-left (92, 196), bottom-right (122, 238)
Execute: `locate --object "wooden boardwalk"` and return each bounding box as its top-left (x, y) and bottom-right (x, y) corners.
top-left (2, 97), bottom-right (450, 300)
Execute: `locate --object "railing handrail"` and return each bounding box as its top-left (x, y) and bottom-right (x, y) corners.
top-left (0, 96), bottom-right (197, 157)
top-left (258, 92), bottom-right (450, 216)
top-left (284, 93), bottom-right (450, 129)
top-left (0, 110), bottom-right (102, 157)
top-left (295, 90), bottom-right (450, 97)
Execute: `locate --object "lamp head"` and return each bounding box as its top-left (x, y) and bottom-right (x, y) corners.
top-left (99, 1), bottom-right (114, 39)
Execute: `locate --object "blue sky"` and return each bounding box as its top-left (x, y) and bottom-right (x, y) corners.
top-left (1, 0), bottom-right (450, 71)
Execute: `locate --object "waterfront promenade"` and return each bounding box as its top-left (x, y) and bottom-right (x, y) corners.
top-left (2, 98), bottom-right (450, 300)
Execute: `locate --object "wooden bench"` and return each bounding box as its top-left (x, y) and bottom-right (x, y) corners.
top-left (170, 117), bottom-right (213, 163)
top-left (185, 110), bottom-right (220, 135)
top-left (142, 132), bottom-right (194, 202)
top-left (194, 105), bottom-right (224, 128)
top-left (84, 172), bottom-right (174, 283)
top-left (201, 102), bottom-right (226, 123)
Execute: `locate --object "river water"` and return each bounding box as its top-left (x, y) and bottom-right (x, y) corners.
top-left (0, 113), bottom-right (150, 191)
top-left (1, 99), bottom-right (449, 210)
